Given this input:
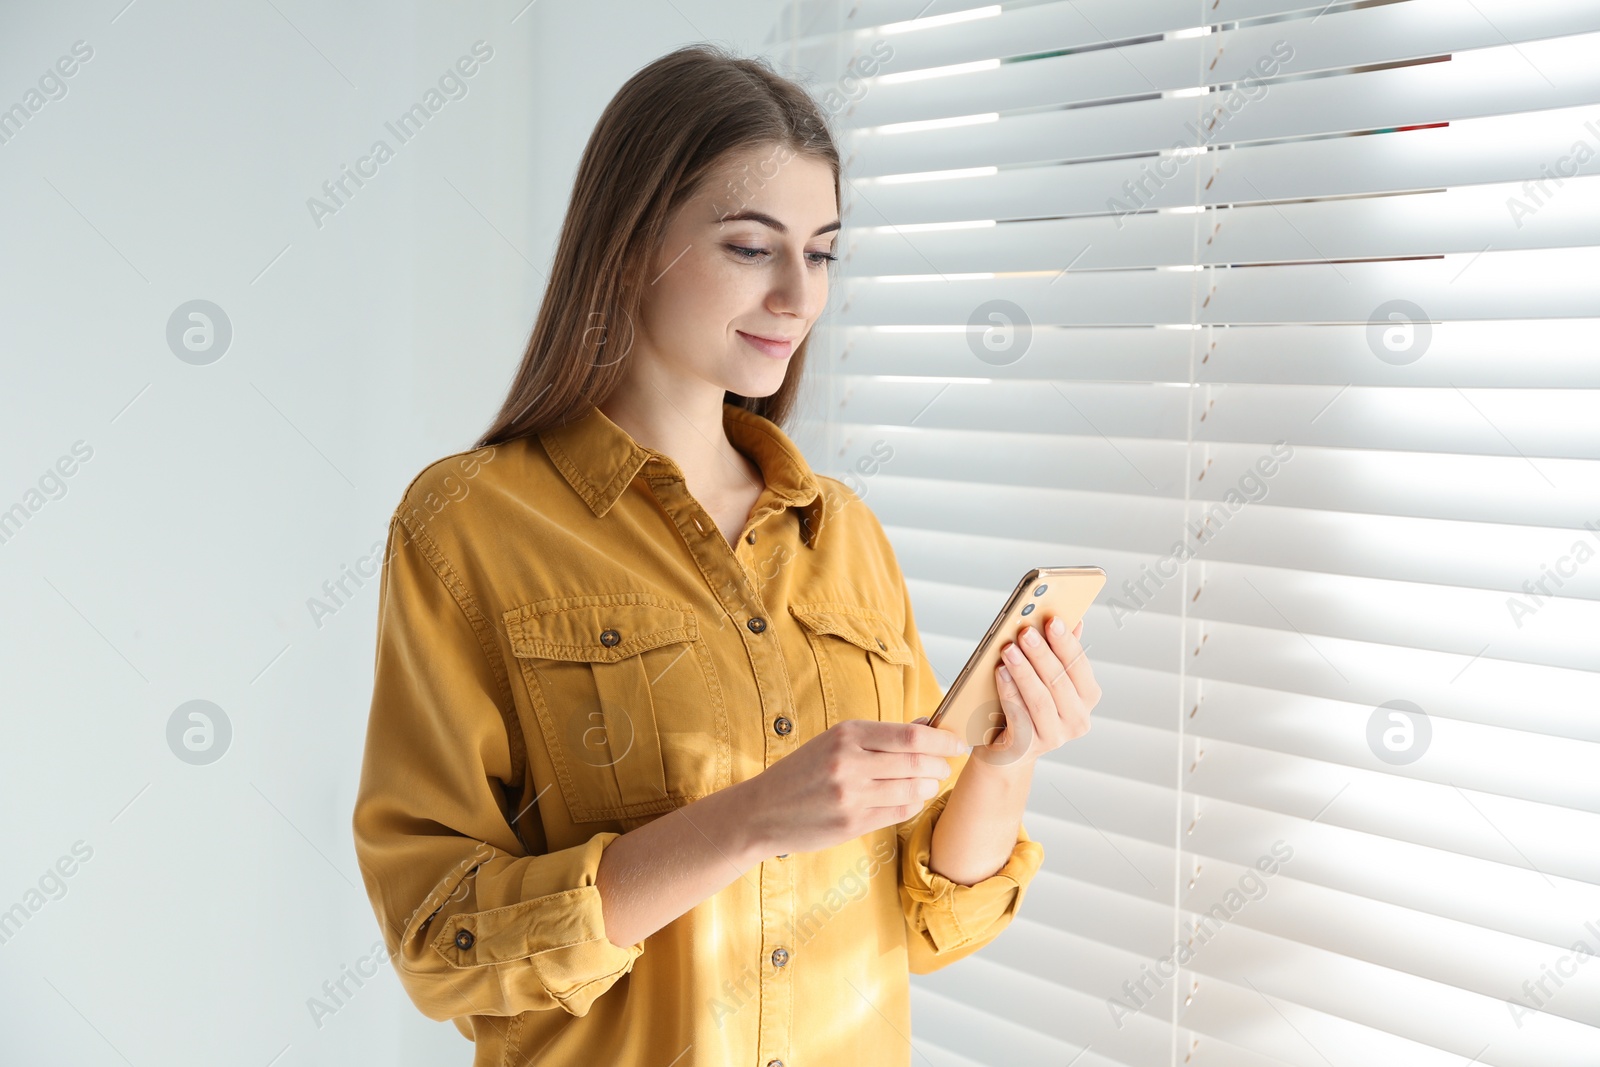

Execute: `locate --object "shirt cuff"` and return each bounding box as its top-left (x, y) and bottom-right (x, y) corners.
top-left (424, 831), bottom-right (645, 1018)
top-left (898, 788), bottom-right (1046, 956)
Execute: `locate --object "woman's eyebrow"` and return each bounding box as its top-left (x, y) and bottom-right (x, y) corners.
top-left (718, 209), bottom-right (840, 237)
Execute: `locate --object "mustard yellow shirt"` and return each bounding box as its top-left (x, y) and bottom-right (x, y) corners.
top-left (351, 399), bottom-right (1044, 1066)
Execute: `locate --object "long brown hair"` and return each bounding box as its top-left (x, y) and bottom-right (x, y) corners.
top-left (475, 44), bottom-right (841, 450)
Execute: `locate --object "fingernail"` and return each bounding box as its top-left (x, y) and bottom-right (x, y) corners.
top-left (1049, 617), bottom-right (1065, 637)
top-left (957, 740), bottom-right (971, 755)
top-left (998, 665), bottom-right (1013, 686)
top-left (1021, 626), bottom-right (1042, 647)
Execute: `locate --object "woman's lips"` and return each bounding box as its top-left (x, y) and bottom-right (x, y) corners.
top-left (737, 330), bottom-right (794, 359)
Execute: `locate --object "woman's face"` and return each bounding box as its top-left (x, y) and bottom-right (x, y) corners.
top-left (630, 144), bottom-right (839, 402)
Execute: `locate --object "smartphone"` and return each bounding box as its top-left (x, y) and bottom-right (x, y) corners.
top-left (925, 566), bottom-right (1107, 746)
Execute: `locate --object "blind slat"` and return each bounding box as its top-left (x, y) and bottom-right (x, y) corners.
top-left (835, 318), bottom-right (1600, 387)
top-left (837, 445), bottom-right (1600, 529)
top-left (851, 106), bottom-right (1600, 225)
top-left (835, 378), bottom-right (1600, 460)
top-left (847, 178), bottom-right (1600, 273)
top-left (836, 249), bottom-right (1600, 324)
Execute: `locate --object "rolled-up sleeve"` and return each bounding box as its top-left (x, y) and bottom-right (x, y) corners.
top-left (892, 566), bottom-right (1047, 974)
top-left (351, 506), bottom-right (644, 1022)
top-left (898, 787), bottom-right (1045, 972)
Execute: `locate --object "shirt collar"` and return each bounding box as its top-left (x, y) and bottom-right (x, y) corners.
top-left (540, 400), bottom-right (831, 549)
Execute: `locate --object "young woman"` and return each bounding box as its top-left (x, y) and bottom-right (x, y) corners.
top-left (352, 43), bottom-right (1100, 1067)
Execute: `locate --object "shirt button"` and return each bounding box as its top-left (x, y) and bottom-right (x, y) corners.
top-left (773, 716), bottom-right (793, 736)
top-left (876, 638), bottom-right (886, 650)
top-left (767, 1061), bottom-right (784, 1067)
top-left (771, 947), bottom-right (789, 967)
top-left (599, 629), bottom-right (621, 647)
top-left (776, 853), bottom-right (789, 859)
top-left (454, 929), bottom-right (475, 950)
top-left (747, 616), bottom-right (767, 634)
top-left (746, 531), bottom-right (757, 543)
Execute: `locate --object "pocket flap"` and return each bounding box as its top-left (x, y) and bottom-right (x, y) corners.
top-left (789, 602), bottom-right (912, 665)
top-left (505, 593), bottom-right (698, 663)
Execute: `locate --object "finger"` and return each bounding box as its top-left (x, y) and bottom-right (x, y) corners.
top-left (911, 716), bottom-right (929, 725)
top-left (863, 796), bottom-right (937, 824)
top-left (1016, 622), bottom-right (1085, 719)
top-left (1041, 617), bottom-right (1100, 705)
top-left (864, 774), bottom-right (945, 809)
top-left (1072, 618), bottom-right (1083, 639)
top-left (866, 749), bottom-right (952, 783)
top-left (991, 665), bottom-right (1022, 750)
top-left (858, 720), bottom-right (969, 757)
top-left (999, 635), bottom-right (1058, 737)
top-left (995, 660), bottom-right (1056, 751)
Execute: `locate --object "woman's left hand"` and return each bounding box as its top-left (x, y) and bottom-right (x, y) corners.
top-left (972, 616), bottom-right (1101, 769)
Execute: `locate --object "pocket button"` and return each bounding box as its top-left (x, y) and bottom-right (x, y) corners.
top-left (599, 629), bottom-right (621, 647)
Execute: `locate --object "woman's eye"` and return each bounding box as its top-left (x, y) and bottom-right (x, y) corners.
top-left (726, 244), bottom-right (838, 267)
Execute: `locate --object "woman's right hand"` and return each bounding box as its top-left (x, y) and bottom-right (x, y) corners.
top-left (739, 718), bottom-right (970, 858)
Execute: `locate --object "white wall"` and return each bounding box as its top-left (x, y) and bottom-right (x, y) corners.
top-left (0, 3), bottom-right (799, 1063)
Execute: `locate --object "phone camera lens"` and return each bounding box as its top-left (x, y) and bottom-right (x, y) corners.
top-left (1033, 583), bottom-right (1048, 596)
top-left (1021, 603), bottom-right (1035, 615)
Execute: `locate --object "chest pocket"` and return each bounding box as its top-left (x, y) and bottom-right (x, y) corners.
top-left (789, 602), bottom-right (913, 729)
top-left (504, 592), bottom-right (731, 824)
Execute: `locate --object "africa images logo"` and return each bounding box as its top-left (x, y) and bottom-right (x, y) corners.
top-left (306, 41), bottom-right (494, 229)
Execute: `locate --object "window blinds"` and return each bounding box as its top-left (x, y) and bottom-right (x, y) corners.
top-left (783, 2), bottom-right (1600, 1064)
